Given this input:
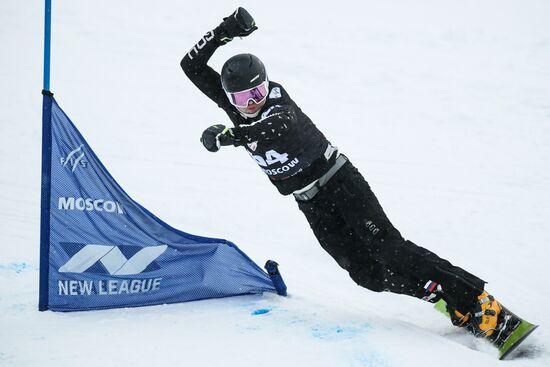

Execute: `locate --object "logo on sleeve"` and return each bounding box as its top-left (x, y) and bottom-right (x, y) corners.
top-left (187, 30), bottom-right (215, 60)
top-left (269, 87), bottom-right (281, 99)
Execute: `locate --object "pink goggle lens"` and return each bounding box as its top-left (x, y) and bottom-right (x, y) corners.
top-left (229, 82), bottom-right (268, 108)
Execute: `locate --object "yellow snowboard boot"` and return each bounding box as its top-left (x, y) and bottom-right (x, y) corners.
top-left (448, 291), bottom-right (503, 337)
top-left (473, 291), bottom-right (502, 337)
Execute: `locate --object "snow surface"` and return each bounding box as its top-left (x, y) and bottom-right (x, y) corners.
top-left (1, 0), bottom-right (549, 366)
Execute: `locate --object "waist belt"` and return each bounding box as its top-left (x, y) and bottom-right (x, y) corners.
top-left (293, 154), bottom-right (348, 201)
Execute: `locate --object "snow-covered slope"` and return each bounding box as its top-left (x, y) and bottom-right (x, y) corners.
top-left (1, 0), bottom-right (549, 366)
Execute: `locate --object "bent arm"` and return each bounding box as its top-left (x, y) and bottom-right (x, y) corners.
top-left (180, 27), bottom-right (230, 108)
top-left (233, 105), bottom-right (296, 143)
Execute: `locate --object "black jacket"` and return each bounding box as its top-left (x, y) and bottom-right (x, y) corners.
top-left (181, 27), bottom-right (336, 195)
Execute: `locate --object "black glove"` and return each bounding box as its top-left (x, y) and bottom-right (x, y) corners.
top-left (200, 124), bottom-right (238, 152)
top-left (219, 7), bottom-right (257, 43)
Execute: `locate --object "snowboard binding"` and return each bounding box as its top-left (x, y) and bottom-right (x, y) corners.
top-left (433, 292), bottom-right (538, 359)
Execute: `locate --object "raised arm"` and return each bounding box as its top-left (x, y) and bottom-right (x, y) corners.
top-left (180, 8), bottom-right (257, 108)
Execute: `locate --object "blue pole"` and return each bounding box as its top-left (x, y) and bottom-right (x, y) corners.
top-left (43, 0), bottom-right (51, 91)
top-left (39, 0), bottom-right (53, 311)
top-left (39, 92), bottom-right (53, 311)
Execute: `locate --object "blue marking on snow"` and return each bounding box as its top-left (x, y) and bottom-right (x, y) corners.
top-left (355, 351), bottom-right (390, 367)
top-left (0, 262), bottom-right (34, 274)
top-left (311, 322), bottom-right (372, 340)
top-left (251, 308), bottom-right (271, 316)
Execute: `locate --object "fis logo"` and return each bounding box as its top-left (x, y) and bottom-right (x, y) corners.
top-left (60, 144), bottom-right (88, 172)
top-left (59, 243), bottom-right (167, 275)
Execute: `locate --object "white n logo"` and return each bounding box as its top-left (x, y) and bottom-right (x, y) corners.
top-left (59, 244), bottom-right (168, 275)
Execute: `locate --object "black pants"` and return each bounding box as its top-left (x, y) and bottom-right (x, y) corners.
top-left (296, 158), bottom-right (485, 310)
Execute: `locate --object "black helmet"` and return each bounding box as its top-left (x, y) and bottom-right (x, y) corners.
top-left (221, 53), bottom-right (267, 93)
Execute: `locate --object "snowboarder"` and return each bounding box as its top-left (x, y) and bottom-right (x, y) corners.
top-left (180, 7), bottom-right (531, 353)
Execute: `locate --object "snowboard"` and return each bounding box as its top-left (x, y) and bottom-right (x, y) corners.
top-left (434, 299), bottom-right (538, 360)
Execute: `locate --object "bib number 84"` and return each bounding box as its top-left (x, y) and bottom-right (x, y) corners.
top-left (252, 150), bottom-right (289, 167)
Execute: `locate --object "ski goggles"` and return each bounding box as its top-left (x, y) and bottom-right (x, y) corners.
top-left (225, 80), bottom-right (269, 108)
